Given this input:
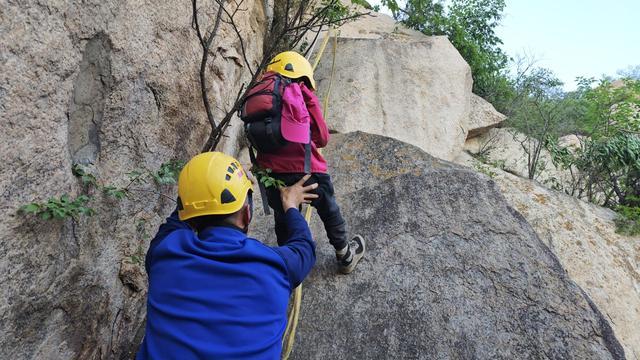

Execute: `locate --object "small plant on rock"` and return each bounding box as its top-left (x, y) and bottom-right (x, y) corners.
top-left (19, 194), bottom-right (95, 220)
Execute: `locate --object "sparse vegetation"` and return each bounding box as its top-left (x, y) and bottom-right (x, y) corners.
top-left (19, 194), bottom-right (95, 220)
top-left (20, 161), bottom-right (184, 221)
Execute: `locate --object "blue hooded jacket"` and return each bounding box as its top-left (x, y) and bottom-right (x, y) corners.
top-left (136, 208), bottom-right (315, 359)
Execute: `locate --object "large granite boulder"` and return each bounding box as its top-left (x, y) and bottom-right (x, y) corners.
top-left (312, 30), bottom-right (473, 162)
top-left (250, 132), bottom-right (625, 359)
top-left (456, 152), bottom-right (640, 357)
top-left (0, 1), bottom-right (267, 358)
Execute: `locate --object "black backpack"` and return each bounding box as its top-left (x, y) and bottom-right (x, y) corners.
top-left (240, 72), bottom-right (312, 214)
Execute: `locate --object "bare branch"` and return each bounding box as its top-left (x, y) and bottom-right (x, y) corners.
top-left (288, 11), bottom-right (370, 34)
top-left (198, 4), bottom-right (225, 134)
top-left (191, 0), bottom-right (206, 49)
top-left (303, 25), bottom-right (323, 58)
top-left (215, 0), bottom-right (255, 77)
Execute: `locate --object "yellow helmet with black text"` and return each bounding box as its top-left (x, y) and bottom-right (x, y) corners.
top-left (177, 152), bottom-right (252, 221)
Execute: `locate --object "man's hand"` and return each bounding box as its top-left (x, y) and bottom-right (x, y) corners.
top-left (280, 174), bottom-right (319, 212)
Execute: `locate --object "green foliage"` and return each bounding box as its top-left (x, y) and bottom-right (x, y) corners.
top-left (152, 161), bottom-right (185, 185)
top-left (252, 166), bottom-right (286, 188)
top-left (574, 77), bottom-right (640, 137)
top-left (322, 0), bottom-right (351, 23)
top-left (19, 194), bottom-right (95, 220)
top-left (22, 159), bottom-right (183, 221)
top-left (615, 203), bottom-right (640, 235)
top-left (103, 185), bottom-right (129, 200)
top-left (350, 0), bottom-right (377, 11)
top-left (72, 164), bottom-right (98, 186)
top-left (381, 0), bottom-right (508, 99)
top-left (472, 162), bottom-right (497, 179)
top-left (541, 79), bottom-right (640, 208)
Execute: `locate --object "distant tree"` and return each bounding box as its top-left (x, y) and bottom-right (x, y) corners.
top-left (506, 61), bottom-right (565, 180)
top-left (617, 65), bottom-right (640, 80)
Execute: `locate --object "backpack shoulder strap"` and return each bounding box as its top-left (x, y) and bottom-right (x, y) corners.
top-left (248, 146), bottom-right (271, 216)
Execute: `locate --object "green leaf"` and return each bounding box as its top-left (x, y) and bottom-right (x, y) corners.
top-left (127, 170), bottom-right (145, 183)
top-left (20, 203), bottom-right (41, 214)
top-left (153, 160), bottom-right (185, 185)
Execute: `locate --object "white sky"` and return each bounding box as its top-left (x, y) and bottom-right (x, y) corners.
top-left (369, 0), bottom-right (640, 90)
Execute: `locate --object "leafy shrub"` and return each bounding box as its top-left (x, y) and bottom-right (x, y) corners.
top-left (152, 161), bottom-right (185, 185)
top-left (20, 194), bottom-right (95, 220)
top-left (614, 204), bottom-right (640, 235)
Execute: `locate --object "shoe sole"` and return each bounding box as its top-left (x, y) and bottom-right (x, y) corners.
top-left (340, 235), bottom-right (366, 274)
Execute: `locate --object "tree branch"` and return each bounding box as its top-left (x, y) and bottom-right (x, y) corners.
top-left (198, 3), bottom-right (225, 135)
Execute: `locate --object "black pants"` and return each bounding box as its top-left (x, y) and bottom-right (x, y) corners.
top-left (265, 173), bottom-right (348, 250)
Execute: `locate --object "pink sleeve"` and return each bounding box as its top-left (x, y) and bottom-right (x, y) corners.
top-left (300, 83), bottom-right (330, 148)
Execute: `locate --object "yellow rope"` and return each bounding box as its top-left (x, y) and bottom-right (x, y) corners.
top-left (281, 28), bottom-right (339, 360)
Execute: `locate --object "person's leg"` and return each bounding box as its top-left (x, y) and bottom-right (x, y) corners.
top-left (311, 174), bottom-right (365, 274)
top-left (267, 173), bottom-right (305, 245)
top-left (264, 181), bottom-right (288, 246)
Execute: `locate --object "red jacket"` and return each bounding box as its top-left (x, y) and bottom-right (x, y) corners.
top-left (257, 82), bottom-right (330, 173)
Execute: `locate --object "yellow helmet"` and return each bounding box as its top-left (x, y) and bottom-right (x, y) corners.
top-left (266, 51), bottom-right (316, 90)
top-left (177, 152), bottom-right (252, 221)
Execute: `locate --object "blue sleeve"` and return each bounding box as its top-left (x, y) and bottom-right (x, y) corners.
top-left (145, 207), bottom-right (191, 274)
top-left (272, 208), bottom-right (316, 289)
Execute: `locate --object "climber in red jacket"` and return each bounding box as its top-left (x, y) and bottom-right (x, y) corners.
top-left (257, 51), bottom-right (366, 274)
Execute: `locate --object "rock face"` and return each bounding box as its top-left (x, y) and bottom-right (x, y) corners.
top-left (0, 1), bottom-right (266, 358)
top-left (455, 153), bottom-right (640, 358)
top-left (325, 12), bottom-right (424, 40)
top-left (251, 132), bottom-right (624, 359)
top-left (466, 93), bottom-right (507, 138)
top-left (312, 18), bottom-right (473, 162)
top-left (463, 127), bottom-right (571, 186)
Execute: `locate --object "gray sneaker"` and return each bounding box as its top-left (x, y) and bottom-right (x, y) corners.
top-left (336, 235), bottom-right (366, 274)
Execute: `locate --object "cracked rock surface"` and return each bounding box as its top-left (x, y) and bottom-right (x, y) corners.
top-left (252, 132), bottom-right (625, 359)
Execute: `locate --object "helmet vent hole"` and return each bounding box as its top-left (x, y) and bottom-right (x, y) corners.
top-left (220, 189), bottom-right (237, 204)
top-left (225, 174), bottom-right (231, 181)
top-left (285, 63), bottom-right (294, 71)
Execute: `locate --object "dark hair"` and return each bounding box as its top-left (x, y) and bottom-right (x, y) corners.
top-left (186, 214), bottom-right (233, 233)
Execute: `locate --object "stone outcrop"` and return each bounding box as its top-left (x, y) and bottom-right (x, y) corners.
top-left (466, 93), bottom-right (507, 138)
top-left (456, 152), bottom-right (640, 358)
top-left (312, 15), bottom-right (473, 162)
top-left (0, 1), bottom-right (266, 358)
top-left (250, 132), bottom-right (625, 359)
top-left (463, 127), bottom-right (571, 186)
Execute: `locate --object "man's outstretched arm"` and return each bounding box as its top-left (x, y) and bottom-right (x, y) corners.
top-left (272, 175), bottom-right (319, 289)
